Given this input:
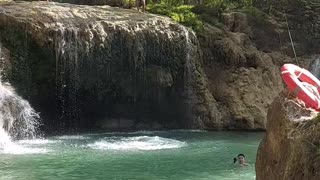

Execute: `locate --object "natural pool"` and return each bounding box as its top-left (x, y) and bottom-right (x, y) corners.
top-left (0, 131), bottom-right (263, 180)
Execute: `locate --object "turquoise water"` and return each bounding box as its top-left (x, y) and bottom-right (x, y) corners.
top-left (0, 131), bottom-right (263, 180)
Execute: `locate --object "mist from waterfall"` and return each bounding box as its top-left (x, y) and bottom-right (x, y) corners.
top-left (0, 46), bottom-right (40, 151)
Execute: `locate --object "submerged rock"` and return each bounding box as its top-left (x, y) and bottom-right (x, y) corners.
top-left (0, 2), bottom-right (220, 132)
top-left (256, 92), bottom-right (320, 180)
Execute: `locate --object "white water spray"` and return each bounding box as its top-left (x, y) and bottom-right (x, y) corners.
top-left (182, 26), bottom-right (193, 98)
top-left (0, 53), bottom-right (40, 152)
top-left (309, 56), bottom-right (320, 79)
top-left (87, 136), bottom-right (186, 151)
top-left (0, 81), bottom-right (40, 139)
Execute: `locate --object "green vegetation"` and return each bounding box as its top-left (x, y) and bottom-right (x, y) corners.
top-left (147, 4), bottom-right (203, 31)
top-left (140, 0), bottom-right (255, 31)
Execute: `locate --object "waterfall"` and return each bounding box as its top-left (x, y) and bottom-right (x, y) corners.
top-left (0, 80), bottom-right (40, 147)
top-left (309, 56), bottom-right (320, 79)
top-left (0, 44), bottom-right (40, 150)
top-left (180, 26), bottom-right (215, 128)
top-left (183, 27), bottom-right (192, 98)
top-left (182, 26), bottom-right (195, 126)
top-left (54, 26), bottom-right (80, 130)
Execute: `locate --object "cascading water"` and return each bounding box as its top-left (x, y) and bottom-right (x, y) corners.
top-left (0, 45), bottom-right (40, 151)
top-left (182, 27), bottom-right (196, 127)
top-left (309, 56), bottom-right (320, 79)
top-left (180, 26), bottom-right (219, 128)
top-left (55, 26), bottom-right (80, 130)
top-left (183, 27), bottom-right (192, 99)
top-left (0, 80), bottom-right (41, 152)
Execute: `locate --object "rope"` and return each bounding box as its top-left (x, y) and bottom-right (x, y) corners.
top-left (285, 14), bottom-right (299, 66)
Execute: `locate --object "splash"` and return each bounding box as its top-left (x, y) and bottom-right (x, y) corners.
top-left (56, 135), bottom-right (89, 140)
top-left (0, 80), bottom-right (40, 139)
top-left (87, 136), bottom-right (186, 151)
top-left (0, 71), bottom-right (40, 153)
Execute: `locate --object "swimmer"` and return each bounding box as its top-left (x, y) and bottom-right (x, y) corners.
top-left (233, 153), bottom-right (250, 167)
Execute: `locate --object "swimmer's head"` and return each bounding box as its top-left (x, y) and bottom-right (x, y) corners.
top-left (237, 154), bottom-right (245, 164)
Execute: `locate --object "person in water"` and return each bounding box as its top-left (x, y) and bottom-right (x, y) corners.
top-left (136, 0), bottom-right (146, 13)
top-left (234, 154), bottom-right (249, 167)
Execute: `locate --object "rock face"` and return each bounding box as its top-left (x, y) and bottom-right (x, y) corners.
top-left (196, 0), bottom-right (320, 129)
top-left (198, 13), bottom-right (285, 129)
top-left (0, 2), bottom-right (220, 132)
top-left (256, 92), bottom-right (320, 180)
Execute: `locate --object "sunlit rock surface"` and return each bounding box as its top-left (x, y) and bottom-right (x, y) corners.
top-left (256, 92), bottom-right (320, 180)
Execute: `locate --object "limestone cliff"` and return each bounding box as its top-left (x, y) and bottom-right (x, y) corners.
top-left (0, 1), bottom-right (220, 132)
top-left (198, 0), bottom-right (320, 129)
top-left (198, 19), bottom-right (284, 129)
top-left (256, 92), bottom-right (320, 180)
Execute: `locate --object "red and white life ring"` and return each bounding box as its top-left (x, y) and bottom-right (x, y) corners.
top-left (281, 63), bottom-right (320, 110)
